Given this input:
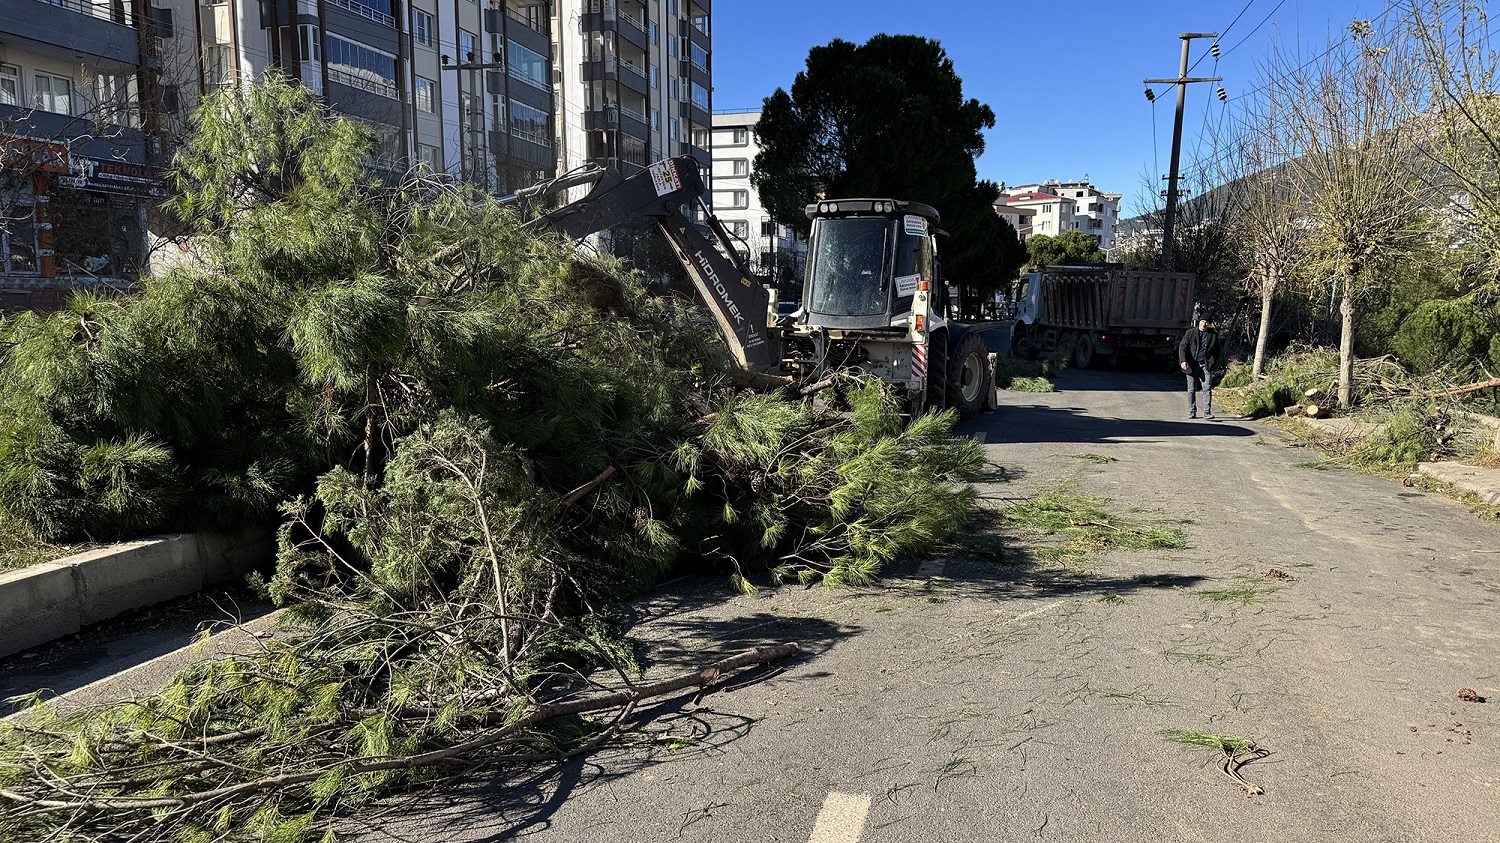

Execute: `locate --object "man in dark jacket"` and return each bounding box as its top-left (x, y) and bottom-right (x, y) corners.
top-left (1178, 318), bottom-right (1221, 419)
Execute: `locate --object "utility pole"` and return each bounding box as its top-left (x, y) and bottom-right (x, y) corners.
top-left (1144, 32), bottom-right (1220, 272)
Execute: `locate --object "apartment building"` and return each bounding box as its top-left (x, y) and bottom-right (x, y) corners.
top-left (709, 109), bottom-right (803, 284)
top-left (552, 0), bottom-right (711, 181)
top-left (0, 0), bottom-right (169, 292)
top-left (1002, 179), bottom-right (1120, 249)
top-left (1002, 189), bottom-right (1074, 241)
top-left (991, 202), bottom-right (1036, 240)
top-left (151, 0), bottom-right (558, 192)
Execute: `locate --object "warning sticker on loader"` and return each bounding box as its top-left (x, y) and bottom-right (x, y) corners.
top-left (649, 160), bottom-right (683, 196)
top-left (903, 215), bottom-right (928, 236)
top-left (895, 274), bottom-right (921, 296)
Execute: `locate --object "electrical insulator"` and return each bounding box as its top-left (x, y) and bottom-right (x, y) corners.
top-left (1217, 86), bottom-right (1228, 102)
top-left (1144, 87), bottom-right (1156, 102)
top-left (1211, 41), bottom-right (1221, 60)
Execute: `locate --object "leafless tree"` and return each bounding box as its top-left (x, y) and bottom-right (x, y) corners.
top-left (1227, 82), bottom-right (1308, 378)
top-left (1267, 18), bottom-right (1430, 407)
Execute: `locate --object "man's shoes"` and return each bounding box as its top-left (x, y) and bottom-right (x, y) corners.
top-left (1205, 411), bottom-right (1214, 419)
top-left (1189, 413), bottom-right (1197, 419)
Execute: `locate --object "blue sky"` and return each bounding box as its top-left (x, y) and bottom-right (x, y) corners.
top-left (712, 0), bottom-right (1381, 216)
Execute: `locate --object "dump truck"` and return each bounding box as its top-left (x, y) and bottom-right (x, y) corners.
top-left (1009, 266), bottom-right (1195, 368)
top-left (514, 157), bottom-right (995, 418)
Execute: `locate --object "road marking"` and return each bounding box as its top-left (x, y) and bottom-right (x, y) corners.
top-left (808, 792), bottom-right (871, 843)
top-left (916, 559), bottom-right (945, 578)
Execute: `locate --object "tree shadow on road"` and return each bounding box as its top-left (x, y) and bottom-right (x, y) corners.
top-left (965, 403), bottom-right (1257, 445)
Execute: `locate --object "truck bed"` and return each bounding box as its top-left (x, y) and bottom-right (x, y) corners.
top-left (1038, 268), bottom-right (1194, 332)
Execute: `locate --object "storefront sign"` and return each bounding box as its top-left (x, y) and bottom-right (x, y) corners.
top-left (0, 138), bottom-right (69, 174)
top-left (58, 156), bottom-right (167, 199)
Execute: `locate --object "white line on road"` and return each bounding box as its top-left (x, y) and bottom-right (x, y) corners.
top-left (808, 792), bottom-right (872, 843)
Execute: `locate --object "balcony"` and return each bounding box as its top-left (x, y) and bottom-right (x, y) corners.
top-left (2, 0), bottom-right (142, 65)
top-left (0, 103), bottom-right (147, 165)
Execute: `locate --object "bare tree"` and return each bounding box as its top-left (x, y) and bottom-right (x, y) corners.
top-left (1228, 84), bottom-right (1308, 378)
top-left (1268, 18), bottom-right (1430, 407)
top-left (1405, 0), bottom-right (1500, 286)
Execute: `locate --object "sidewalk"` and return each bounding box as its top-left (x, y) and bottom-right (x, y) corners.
top-left (1418, 460), bottom-right (1500, 505)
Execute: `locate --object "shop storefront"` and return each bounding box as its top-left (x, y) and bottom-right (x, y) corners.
top-left (0, 138), bottom-right (161, 284)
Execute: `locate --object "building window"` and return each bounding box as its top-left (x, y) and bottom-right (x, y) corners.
top-left (326, 34), bottom-right (397, 97)
top-left (33, 73), bottom-right (72, 115)
top-left (731, 159), bottom-right (748, 176)
top-left (507, 40), bottom-right (547, 90)
top-left (417, 143), bottom-right (441, 171)
top-left (713, 189), bottom-right (747, 209)
top-left (726, 220), bottom-right (748, 238)
top-left (509, 98), bottom-right (548, 145)
top-left (91, 73), bottom-right (134, 127)
top-left (299, 25), bottom-right (322, 61)
top-left (0, 65), bottom-right (19, 107)
top-left (414, 76), bottom-right (436, 112)
top-left (668, 77), bottom-right (678, 99)
top-left (413, 10), bottom-right (433, 46)
top-left (692, 14), bottom-right (709, 35)
top-left (650, 108), bottom-right (659, 131)
top-left (691, 125), bottom-right (710, 148)
top-left (650, 66), bottom-right (658, 88)
top-left (668, 35), bottom-right (676, 57)
top-left (689, 81), bottom-right (709, 111)
top-left (731, 126), bottom-right (748, 145)
top-left (761, 220), bottom-right (775, 237)
top-left (205, 44), bottom-right (232, 86)
top-left (668, 117), bottom-right (680, 142)
top-left (689, 42), bottom-right (708, 72)
top-left (459, 30), bottom-right (476, 63)
top-left (649, 20), bottom-right (658, 44)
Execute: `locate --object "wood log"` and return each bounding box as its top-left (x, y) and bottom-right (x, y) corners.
top-left (1304, 388), bottom-right (1326, 402)
top-left (1284, 404), bottom-right (1305, 417)
top-left (1304, 404), bottom-right (1324, 418)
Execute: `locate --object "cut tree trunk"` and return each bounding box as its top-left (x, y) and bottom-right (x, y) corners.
top-left (1305, 404), bottom-right (1325, 418)
top-left (1253, 279), bottom-right (1274, 379)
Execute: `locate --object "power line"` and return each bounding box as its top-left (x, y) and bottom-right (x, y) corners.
top-left (1190, 0), bottom-right (1255, 72)
top-left (1230, 0), bottom-right (1404, 102)
top-left (1219, 0), bottom-right (1291, 59)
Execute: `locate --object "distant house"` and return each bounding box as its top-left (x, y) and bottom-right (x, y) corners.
top-left (1000, 179), bottom-right (1121, 249)
top-left (992, 203), bottom-right (1038, 240)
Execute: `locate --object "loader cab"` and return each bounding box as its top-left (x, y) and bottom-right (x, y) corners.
top-left (800, 199), bottom-right (943, 330)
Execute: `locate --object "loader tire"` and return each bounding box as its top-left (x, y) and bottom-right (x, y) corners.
top-left (1074, 333), bottom-right (1095, 369)
top-left (947, 332), bottom-right (989, 420)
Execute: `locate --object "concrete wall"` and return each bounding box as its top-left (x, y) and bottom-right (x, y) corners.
top-left (0, 529), bottom-right (275, 659)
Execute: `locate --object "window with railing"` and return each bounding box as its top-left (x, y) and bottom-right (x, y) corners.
top-left (507, 2), bottom-right (549, 35)
top-left (689, 81), bottom-right (708, 111)
top-left (326, 34), bottom-right (397, 98)
top-left (509, 99), bottom-right (548, 146)
top-left (507, 40), bottom-right (547, 90)
top-left (327, 0), bottom-right (394, 28)
top-left (689, 42), bottom-right (708, 72)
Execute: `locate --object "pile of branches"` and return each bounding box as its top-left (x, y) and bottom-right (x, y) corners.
top-left (0, 77), bottom-right (985, 842)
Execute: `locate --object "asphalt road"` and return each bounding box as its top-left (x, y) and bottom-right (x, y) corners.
top-left (346, 348), bottom-right (1500, 842)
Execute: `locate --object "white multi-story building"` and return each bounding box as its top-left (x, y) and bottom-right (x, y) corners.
top-left (552, 0), bottom-right (711, 182)
top-left (708, 109), bottom-right (804, 285)
top-left (992, 202), bottom-right (1037, 240)
top-left (1001, 189), bottom-right (1075, 240)
top-left (1002, 179), bottom-right (1120, 249)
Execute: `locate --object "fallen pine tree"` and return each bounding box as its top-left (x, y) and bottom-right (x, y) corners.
top-left (0, 76), bottom-right (985, 842)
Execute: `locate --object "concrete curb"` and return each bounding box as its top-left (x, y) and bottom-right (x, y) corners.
top-left (1418, 461), bottom-right (1500, 505)
top-left (0, 529), bottom-right (275, 660)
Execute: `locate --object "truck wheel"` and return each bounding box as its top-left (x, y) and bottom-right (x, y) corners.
top-left (947, 332), bottom-right (989, 419)
top-left (925, 331), bottom-right (949, 410)
top-left (1074, 334), bottom-right (1095, 369)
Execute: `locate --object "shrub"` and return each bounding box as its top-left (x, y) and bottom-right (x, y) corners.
top-left (1392, 299), bottom-right (1498, 376)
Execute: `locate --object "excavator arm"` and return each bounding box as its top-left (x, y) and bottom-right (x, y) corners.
top-left (513, 157), bottom-right (782, 375)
